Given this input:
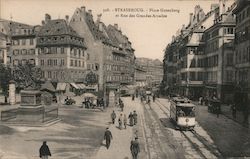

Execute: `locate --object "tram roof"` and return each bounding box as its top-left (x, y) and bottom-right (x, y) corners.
top-left (176, 103), bottom-right (196, 107)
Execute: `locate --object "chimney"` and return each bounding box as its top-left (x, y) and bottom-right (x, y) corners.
top-left (65, 15), bottom-right (69, 24)
top-left (211, 4), bottom-right (219, 11)
top-left (41, 20), bottom-right (45, 25)
top-left (88, 10), bottom-right (92, 15)
top-left (114, 23), bottom-right (118, 29)
top-left (81, 6), bottom-right (86, 12)
top-left (189, 13), bottom-right (193, 25)
top-left (45, 13), bottom-right (51, 24)
top-left (97, 14), bottom-right (102, 23)
top-left (219, 0), bottom-right (226, 14)
top-left (172, 35), bottom-right (175, 42)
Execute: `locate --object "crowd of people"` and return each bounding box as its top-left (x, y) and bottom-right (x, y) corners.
top-left (106, 97), bottom-right (140, 159)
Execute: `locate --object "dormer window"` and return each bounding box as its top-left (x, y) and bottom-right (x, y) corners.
top-left (57, 29), bottom-right (60, 32)
top-left (46, 30), bottom-right (49, 33)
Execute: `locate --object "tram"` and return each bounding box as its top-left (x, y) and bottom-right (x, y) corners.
top-left (169, 97), bottom-right (196, 130)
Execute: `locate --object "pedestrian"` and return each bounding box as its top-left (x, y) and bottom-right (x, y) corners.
top-left (39, 141), bottom-right (51, 159)
top-left (118, 114), bottom-right (123, 129)
top-left (104, 127), bottom-right (113, 149)
top-left (130, 137), bottom-right (140, 159)
top-left (153, 94), bottom-right (156, 102)
top-left (132, 94), bottom-right (135, 101)
top-left (123, 113), bottom-right (127, 129)
top-left (216, 105), bottom-right (220, 118)
top-left (111, 110), bottom-right (116, 124)
top-left (231, 103), bottom-right (236, 118)
top-left (120, 102), bottom-right (124, 112)
top-left (129, 112), bottom-right (134, 126)
top-left (133, 110), bottom-right (138, 125)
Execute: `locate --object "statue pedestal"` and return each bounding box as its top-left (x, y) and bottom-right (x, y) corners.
top-left (17, 90), bottom-right (45, 122)
top-left (17, 106), bottom-right (45, 122)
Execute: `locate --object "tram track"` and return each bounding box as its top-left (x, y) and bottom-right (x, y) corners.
top-left (154, 99), bottom-right (221, 159)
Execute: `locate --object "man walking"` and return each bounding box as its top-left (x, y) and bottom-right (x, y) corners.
top-left (118, 114), bottom-right (123, 129)
top-left (130, 137), bottom-right (140, 159)
top-left (111, 110), bottom-right (116, 124)
top-left (39, 141), bottom-right (51, 159)
top-left (133, 110), bottom-right (138, 125)
top-left (123, 113), bottom-right (127, 129)
top-left (104, 127), bottom-right (113, 149)
top-left (129, 112), bottom-right (134, 126)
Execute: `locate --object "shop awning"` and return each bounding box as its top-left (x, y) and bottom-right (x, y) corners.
top-left (70, 83), bottom-right (79, 89)
top-left (56, 83), bottom-right (67, 91)
top-left (41, 81), bottom-right (56, 92)
top-left (77, 83), bottom-right (86, 89)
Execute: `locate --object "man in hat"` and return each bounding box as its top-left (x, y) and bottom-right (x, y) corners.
top-left (130, 137), bottom-right (140, 159)
top-left (104, 127), bottom-right (113, 149)
top-left (111, 110), bottom-right (116, 124)
top-left (39, 141), bottom-right (51, 159)
top-left (133, 110), bottom-right (138, 125)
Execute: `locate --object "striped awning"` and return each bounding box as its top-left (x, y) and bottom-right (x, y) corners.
top-left (70, 83), bottom-right (79, 89)
top-left (56, 83), bottom-right (67, 91)
top-left (77, 84), bottom-right (86, 89)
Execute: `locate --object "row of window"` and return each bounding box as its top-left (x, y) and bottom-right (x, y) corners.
top-left (105, 64), bottom-right (127, 72)
top-left (70, 59), bottom-right (85, 68)
top-left (106, 75), bottom-right (130, 82)
top-left (12, 29), bottom-right (34, 35)
top-left (236, 6), bottom-right (250, 24)
top-left (38, 47), bottom-right (65, 54)
top-left (236, 69), bottom-right (250, 82)
top-left (13, 59), bottom-right (35, 65)
top-left (205, 40), bottom-right (219, 53)
top-left (178, 70), bottom-right (236, 83)
top-left (235, 46), bottom-right (250, 64)
top-left (106, 54), bottom-right (127, 61)
top-left (235, 27), bottom-right (250, 44)
top-left (39, 36), bottom-right (83, 44)
top-left (41, 70), bottom-right (85, 79)
top-left (40, 59), bottom-right (65, 67)
top-left (13, 49), bottom-right (35, 55)
top-left (12, 38), bottom-right (34, 46)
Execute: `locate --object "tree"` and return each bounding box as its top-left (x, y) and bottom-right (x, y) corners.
top-left (12, 63), bottom-right (42, 90)
top-left (85, 71), bottom-right (98, 85)
top-left (0, 64), bottom-right (12, 103)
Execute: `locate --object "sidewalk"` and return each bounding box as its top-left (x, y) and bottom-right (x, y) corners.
top-left (220, 104), bottom-right (250, 128)
top-left (193, 101), bottom-right (250, 128)
top-left (94, 97), bottom-right (147, 159)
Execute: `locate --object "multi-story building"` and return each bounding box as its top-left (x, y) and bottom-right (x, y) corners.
top-left (203, 2), bottom-right (236, 102)
top-left (0, 19), bottom-right (39, 66)
top-left (135, 57), bottom-right (163, 88)
top-left (233, 0), bottom-right (250, 105)
top-left (0, 32), bottom-right (7, 65)
top-left (37, 14), bottom-right (87, 82)
top-left (69, 6), bottom-right (135, 99)
top-left (134, 64), bottom-right (147, 87)
top-left (163, 1), bottom-right (236, 101)
top-left (176, 5), bottom-right (216, 100)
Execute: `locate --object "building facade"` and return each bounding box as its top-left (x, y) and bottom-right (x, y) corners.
top-left (0, 32), bottom-right (7, 65)
top-left (204, 3), bottom-right (236, 102)
top-left (163, 1), bottom-right (237, 101)
top-left (69, 6), bottom-right (135, 97)
top-left (233, 0), bottom-right (250, 107)
top-left (37, 14), bottom-right (87, 83)
top-left (135, 58), bottom-right (163, 88)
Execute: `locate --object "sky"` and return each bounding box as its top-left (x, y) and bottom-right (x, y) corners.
top-left (0, 0), bottom-right (228, 61)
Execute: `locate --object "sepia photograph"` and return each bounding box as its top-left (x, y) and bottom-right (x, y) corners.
top-left (0, 0), bottom-right (249, 158)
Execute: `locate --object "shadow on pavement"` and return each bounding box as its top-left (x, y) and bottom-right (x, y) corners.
top-left (159, 118), bottom-right (176, 130)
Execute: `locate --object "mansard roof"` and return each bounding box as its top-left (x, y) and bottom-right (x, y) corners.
top-left (0, 19), bottom-right (35, 35)
top-left (37, 19), bottom-right (81, 38)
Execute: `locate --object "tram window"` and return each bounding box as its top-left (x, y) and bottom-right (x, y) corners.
top-left (177, 107), bottom-right (195, 117)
